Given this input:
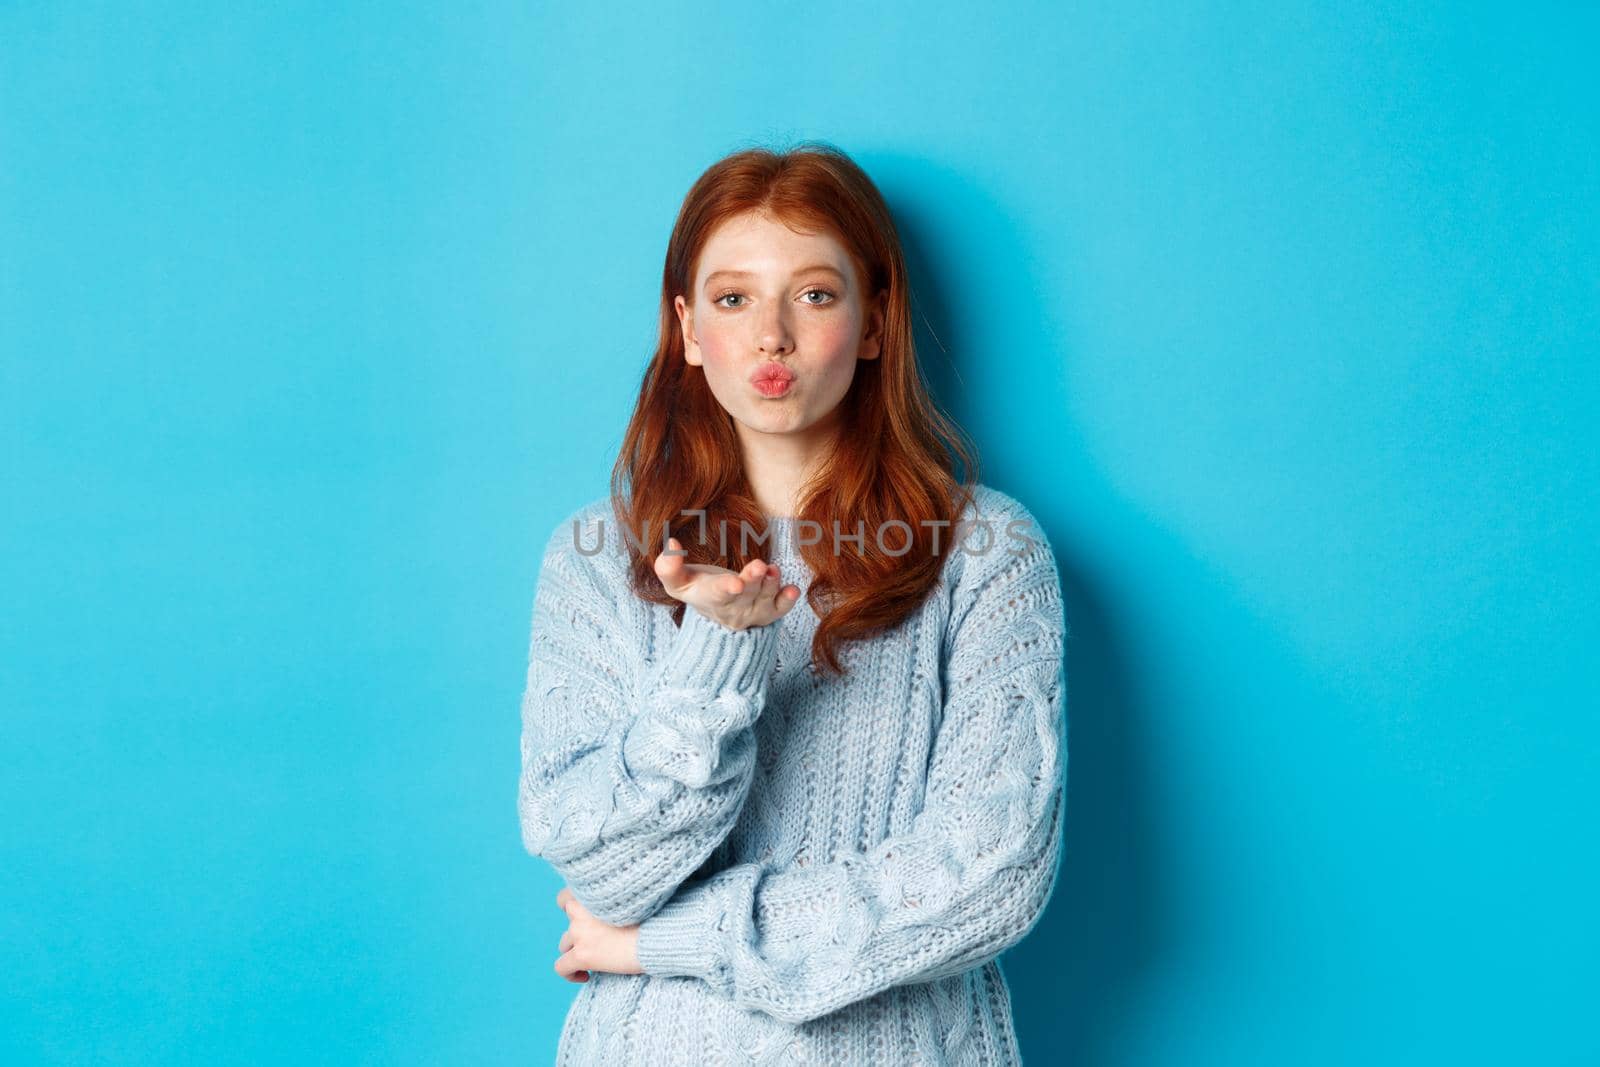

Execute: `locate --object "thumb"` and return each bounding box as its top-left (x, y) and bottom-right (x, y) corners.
top-left (655, 536), bottom-right (685, 585)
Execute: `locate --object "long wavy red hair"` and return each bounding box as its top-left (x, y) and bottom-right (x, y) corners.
top-left (609, 141), bottom-right (981, 677)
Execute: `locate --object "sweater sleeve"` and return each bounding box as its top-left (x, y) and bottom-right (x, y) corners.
top-left (517, 512), bottom-right (781, 927)
top-left (633, 524), bottom-right (1067, 1025)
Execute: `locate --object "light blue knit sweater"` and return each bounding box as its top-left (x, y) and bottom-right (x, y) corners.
top-left (518, 484), bottom-right (1068, 1065)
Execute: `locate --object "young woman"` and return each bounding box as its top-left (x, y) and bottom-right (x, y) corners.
top-left (518, 143), bottom-right (1068, 1065)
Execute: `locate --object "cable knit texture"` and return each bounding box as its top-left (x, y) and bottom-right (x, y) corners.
top-left (518, 484), bottom-right (1068, 1065)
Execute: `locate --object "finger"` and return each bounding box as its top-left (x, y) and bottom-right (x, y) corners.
top-left (556, 887), bottom-right (570, 913)
top-left (556, 948), bottom-right (591, 983)
top-left (742, 581), bottom-right (771, 616)
top-left (654, 539), bottom-right (685, 583)
top-left (559, 929), bottom-right (574, 953)
top-left (741, 571), bottom-right (771, 609)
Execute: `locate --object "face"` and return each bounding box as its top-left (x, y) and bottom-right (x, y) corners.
top-left (675, 211), bottom-right (883, 445)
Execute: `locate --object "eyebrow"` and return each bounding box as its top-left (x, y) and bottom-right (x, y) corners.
top-left (703, 264), bottom-right (846, 287)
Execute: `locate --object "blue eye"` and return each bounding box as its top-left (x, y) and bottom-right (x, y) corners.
top-left (802, 288), bottom-right (837, 305)
top-left (714, 292), bottom-right (745, 308)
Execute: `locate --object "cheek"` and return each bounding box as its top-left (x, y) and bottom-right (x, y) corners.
top-left (810, 318), bottom-right (859, 357)
top-left (696, 322), bottom-right (737, 369)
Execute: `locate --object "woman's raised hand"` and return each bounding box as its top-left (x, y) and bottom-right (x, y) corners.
top-left (654, 536), bottom-right (801, 632)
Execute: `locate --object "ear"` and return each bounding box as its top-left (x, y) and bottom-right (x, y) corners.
top-left (858, 292), bottom-right (886, 361)
top-left (675, 294), bottom-right (702, 367)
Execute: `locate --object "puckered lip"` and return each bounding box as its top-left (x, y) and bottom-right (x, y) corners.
top-left (749, 362), bottom-right (796, 384)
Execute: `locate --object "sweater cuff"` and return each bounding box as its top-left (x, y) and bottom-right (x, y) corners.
top-left (636, 882), bottom-right (725, 981)
top-left (653, 604), bottom-right (780, 695)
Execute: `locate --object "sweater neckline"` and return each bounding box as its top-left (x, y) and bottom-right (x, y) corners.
top-left (756, 516), bottom-right (803, 569)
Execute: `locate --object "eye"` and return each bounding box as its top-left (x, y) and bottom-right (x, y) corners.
top-left (712, 291), bottom-right (745, 308)
top-left (801, 287), bottom-right (838, 306)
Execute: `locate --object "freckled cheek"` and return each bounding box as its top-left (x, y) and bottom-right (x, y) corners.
top-left (808, 319), bottom-right (859, 359)
top-left (695, 325), bottom-right (736, 369)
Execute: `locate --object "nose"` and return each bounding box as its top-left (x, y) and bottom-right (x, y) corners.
top-left (755, 303), bottom-right (794, 356)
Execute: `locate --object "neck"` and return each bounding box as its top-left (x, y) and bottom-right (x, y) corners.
top-left (734, 417), bottom-right (838, 518)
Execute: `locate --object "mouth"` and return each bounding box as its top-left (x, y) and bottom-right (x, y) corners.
top-left (749, 363), bottom-right (795, 398)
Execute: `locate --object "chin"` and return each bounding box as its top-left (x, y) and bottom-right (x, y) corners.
top-left (740, 410), bottom-right (806, 434)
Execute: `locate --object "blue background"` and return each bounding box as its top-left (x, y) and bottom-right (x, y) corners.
top-left (4, 3), bottom-right (1596, 1063)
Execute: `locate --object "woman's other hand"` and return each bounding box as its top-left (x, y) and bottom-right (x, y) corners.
top-left (554, 886), bottom-right (642, 984)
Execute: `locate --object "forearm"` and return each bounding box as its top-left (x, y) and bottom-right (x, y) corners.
top-left (520, 559), bottom-right (782, 925)
top-left (636, 781), bottom-right (1064, 1024)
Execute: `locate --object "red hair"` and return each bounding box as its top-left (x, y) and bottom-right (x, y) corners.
top-left (610, 141), bottom-right (981, 677)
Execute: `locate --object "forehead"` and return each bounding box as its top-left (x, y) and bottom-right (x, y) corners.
top-left (695, 212), bottom-right (852, 280)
